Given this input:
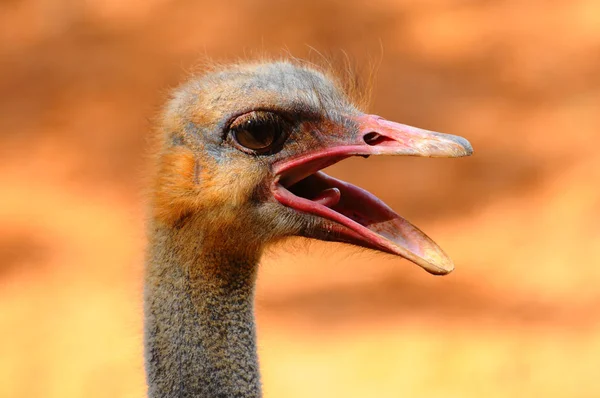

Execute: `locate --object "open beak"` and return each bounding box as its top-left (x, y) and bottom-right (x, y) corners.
top-left (272, 114), bottom-right (473, 275)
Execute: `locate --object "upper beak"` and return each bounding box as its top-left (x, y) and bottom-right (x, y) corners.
top-left (355, 114), bottom-right (473, 158)
top-left (277, 113), bottom-right (473, 188)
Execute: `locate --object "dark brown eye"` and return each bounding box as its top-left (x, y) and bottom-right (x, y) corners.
top-left (229, 111), bottom-right (289, 154)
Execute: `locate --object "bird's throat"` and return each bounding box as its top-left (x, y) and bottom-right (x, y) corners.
top-left (144, 220), bottom-right (262, 398)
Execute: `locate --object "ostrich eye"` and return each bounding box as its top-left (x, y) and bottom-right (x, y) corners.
top-left (229, 111), bottom-right (289, 154)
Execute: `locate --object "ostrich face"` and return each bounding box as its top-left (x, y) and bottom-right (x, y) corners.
top-left (156, 62), bottom-right (472, 274)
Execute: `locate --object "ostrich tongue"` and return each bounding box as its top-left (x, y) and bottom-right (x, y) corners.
top-left (273, 113), bottom-right (473, 275)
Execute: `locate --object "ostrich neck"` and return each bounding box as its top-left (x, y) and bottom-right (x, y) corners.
top-left (144, 220), bottom-right (262, 398)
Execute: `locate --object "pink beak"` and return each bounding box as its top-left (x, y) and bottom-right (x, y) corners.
top-left (273, 114), bottom-right (473, 275)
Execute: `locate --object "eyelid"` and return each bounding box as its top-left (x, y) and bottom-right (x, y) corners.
top-left (225, 108), bottom-right (297, 131)
top-left (230, 111), bottom-right (260, 130)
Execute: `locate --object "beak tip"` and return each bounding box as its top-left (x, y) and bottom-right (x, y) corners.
top-left (427, 263), bottom-right (455, 276)
top-left (453, 135), bottom-right (474, 157)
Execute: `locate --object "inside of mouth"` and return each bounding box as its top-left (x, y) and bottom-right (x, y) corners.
top-left (286, 172), bottom-right (393, 232)
top-left (280, 155), bottom-right (398, 230)
top-left (278, 155), bottom-right (349, 188)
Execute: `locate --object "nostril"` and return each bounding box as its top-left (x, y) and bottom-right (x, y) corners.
top-left (363, 132), bottom-right (381, 145)
top-left (364, 132), bottom-right (393, 146)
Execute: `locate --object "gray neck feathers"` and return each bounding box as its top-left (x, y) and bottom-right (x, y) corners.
top-left (144, 220), bottom-right (262, 398)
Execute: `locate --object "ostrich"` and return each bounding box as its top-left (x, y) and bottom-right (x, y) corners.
top-left (145, 60), bottom-right (472, 398)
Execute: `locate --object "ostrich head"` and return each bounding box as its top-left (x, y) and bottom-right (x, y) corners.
top-left (152, 61), bottom-right (472, 274)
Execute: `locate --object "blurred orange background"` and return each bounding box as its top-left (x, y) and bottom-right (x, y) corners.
top-left (1, 0), bottom-right (599, 397)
